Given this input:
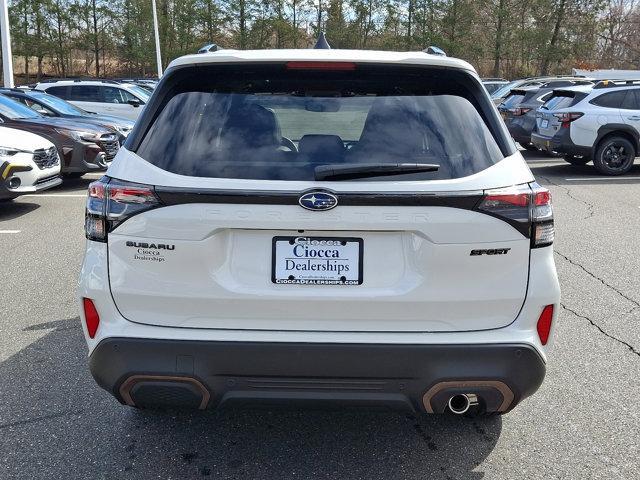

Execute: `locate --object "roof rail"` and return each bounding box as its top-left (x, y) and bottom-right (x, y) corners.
top-left (594, 79), bottom-right (640, 89)
top-left (38, 77), bottom-right (120, 85)
top-left (0, 87), bottom-right (30, 93)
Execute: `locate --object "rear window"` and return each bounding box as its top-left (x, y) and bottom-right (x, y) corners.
top-left (542, 92), bottom-right (587, 110)
top-left (500, 92), bottom-right (527, 109)
top-left (134, 64), bottom-right (510, 181)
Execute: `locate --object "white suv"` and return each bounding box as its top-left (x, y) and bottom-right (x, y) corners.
top-left (78, 49), bottom-right (560, 416)
top-left (0, 126), bottom-right (61, 201)
top-left (33, 80), bottom-right (151, 121)
top-left (532, 81), bottom-right (640, 175)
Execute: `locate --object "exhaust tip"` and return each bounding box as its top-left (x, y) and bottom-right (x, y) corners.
top-left (448, 393), bottom-right (479, 415)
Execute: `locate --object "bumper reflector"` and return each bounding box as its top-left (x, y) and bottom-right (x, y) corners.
top-left (537, 305), bottom-right (554, 345)
top-left (83, 298), bottom-right (100, 339)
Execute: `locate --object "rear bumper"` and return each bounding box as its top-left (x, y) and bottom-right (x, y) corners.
top-left (531, 129), bottom-right (592, 158)
top-left (506, 118), bottom-right (536, 146)
top-left (89, 338), bottom-right (546, 413)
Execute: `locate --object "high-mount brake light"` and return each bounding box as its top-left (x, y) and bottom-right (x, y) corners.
top-left (478, 183), bottom-right (554, 248)
top-left (553, 112), bottom-right (583, 128)
top-left (84, 177), bottom-right (160, 242)
top-left (285, 61), bottom-right (356, 71)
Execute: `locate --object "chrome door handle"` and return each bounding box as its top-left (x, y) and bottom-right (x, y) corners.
top-left (627, 116), bottom-right (640, 120)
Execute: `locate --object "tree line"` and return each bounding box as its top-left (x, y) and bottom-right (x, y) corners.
top-left (4, 0), bottom-right (640, 82)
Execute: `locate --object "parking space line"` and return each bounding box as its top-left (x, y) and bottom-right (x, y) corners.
top-left (21, 194), bottom-right (86, 198)
top-left (565, 177), bottom-right (640, 181)
top-left (0, 230), bottom-right (21, 234)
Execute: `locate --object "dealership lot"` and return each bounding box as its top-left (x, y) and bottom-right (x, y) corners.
top-left (0, 153), bottom-right (638, 479)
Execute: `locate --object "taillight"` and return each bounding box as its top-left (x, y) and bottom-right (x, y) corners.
top-left (553, 112), bottom-right (583, 128)
top-left (82, 298), bottom-right (100, 339)
top-left (511, 107), bottom-right (531, 116)
top-left (536, 305), bottom-right (555, 345)
top-left (531, 184), bottom-right (554, 247)
top-left (477, 182), bottom-right (553, 248)
top-left (85, 177), bottom-right (160, 242)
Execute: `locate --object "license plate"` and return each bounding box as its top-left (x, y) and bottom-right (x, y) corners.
top-left (541, 119), bottom-right (549, 128)
top-left (272, 236), bottom-right (363, 285)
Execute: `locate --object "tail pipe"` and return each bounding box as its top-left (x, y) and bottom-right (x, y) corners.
top-left (448, 393), bottom-right (479, 415)
top-left (422, 381), bottom-right (515, 414)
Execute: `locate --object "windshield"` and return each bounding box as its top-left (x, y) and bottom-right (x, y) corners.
top-left (30, 92), bottom-right (86, 115)
top-left (135, 64), bottom-right (508, 182)
top-left (484, 82), bottom-right (507, 94)
top-left (128, 85), bottom-right (151, 101)
top-left (0, 95), bottom-right (43, 119)
top-left (491, 81), bottom-right (520, 99)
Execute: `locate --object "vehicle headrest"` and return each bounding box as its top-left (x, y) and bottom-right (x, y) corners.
top-left (298, 134), bottom-right (344, 159)
top-left (220, 103), bottom-right (281, 149)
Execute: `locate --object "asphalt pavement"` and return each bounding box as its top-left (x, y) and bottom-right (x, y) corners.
top-left (0, 155), bottom-right (639, 479)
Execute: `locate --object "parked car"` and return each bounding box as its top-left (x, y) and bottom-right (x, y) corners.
top-left (79, 49), bottom-right (560, 416)
top-left (116, 79), bottom-right (158, 92)
top-left (0, 88), bottom-right (134, 144)
top-left (482, 78), bottom-right (510, 94)
top-left (491, 76), bottom-right (591, 106)
top-left (0, 94), bottom-right (119, 177)
top-left (532, 80), bottom-right (640, 175)
top-left (198, 43), bottom-right (220, 54)
top-left (499, 80), bottom-right (594, 151)
top-left (33, 79), bottom-right (151, 121)
top-left (0, 126), bottom-right (61, 201)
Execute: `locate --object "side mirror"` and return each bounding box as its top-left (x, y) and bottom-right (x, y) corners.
top-left (127, 99), bottom-right (142, 108)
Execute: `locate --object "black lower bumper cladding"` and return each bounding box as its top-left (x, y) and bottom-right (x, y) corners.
top-left (90, 338), bottom-right (546, 413)
top-left (531, 129), bottom-right (592, 158)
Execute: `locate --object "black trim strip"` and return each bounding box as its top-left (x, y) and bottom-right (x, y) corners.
top-left (153, 186), bottom-right (484, 209)
top-left (153, 185), bottom-right (531, 238)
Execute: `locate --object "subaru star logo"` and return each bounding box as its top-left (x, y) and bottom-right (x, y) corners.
top-left (298, 191), bottom-right (338, 211)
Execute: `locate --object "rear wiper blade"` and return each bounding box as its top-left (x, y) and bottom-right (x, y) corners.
top-left (314, 163), bottom-right (439, 181)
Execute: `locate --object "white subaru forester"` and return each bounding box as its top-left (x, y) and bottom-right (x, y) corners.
top-left (78, 48), bottom-right (560, 416)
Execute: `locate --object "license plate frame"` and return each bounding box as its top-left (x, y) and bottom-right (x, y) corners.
top-left (541, 119), bottom-right (549, 128)
top-left (271, 236), bottom-right (364, 286)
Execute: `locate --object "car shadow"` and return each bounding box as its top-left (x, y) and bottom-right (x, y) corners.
top-left (0, 200), bottom-right (39, 221)
top-left (0, 318), bottom-right (502, 479)
top-left (53, 176), bottom-right (97, 192)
